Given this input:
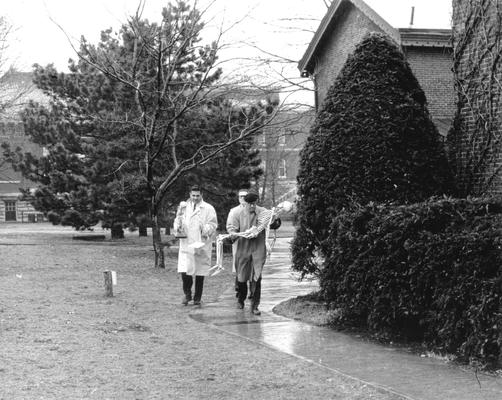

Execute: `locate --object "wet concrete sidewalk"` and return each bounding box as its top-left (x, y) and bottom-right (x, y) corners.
top-left (190, 237), bottom-right (502, 400)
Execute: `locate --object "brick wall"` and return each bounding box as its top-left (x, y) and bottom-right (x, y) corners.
top-left (259, 111), bottom-right (314, 205)
top-left (0, 198), bottom-right (40, 222)
top-left (404, 47), bottom-right (456, 121)
top-left (0, 121), bottom-right (42, 196)
top-left (313, 2), bottom-right (383, 109)
top-left (0, 120), bottom-right (43, 221)
top-left (313, 3), bottom-right (455, 131)
top-left (451, 0), bottom-right (502, 196)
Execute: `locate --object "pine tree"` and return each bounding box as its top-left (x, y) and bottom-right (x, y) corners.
top-left (4, 1), bottom-right (273, 266)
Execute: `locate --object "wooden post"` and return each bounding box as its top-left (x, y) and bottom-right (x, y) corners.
top-left (103, 270), bottom-right (113, 297)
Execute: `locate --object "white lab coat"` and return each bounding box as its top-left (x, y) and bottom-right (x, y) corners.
top-left (174, 199), bottom-right (217, 276)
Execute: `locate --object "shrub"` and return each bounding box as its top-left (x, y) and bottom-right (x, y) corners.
top-left (321, 197), bottom-right (502, 368)
top-left (47, 210), bottom-right (61, 225)
top-left (292, 32), bottom-right (453, 276)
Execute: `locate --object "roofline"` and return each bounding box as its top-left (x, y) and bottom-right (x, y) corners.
top-left (298, 0), bottom-right (399, 75)
top-left (399, 28), bottom-right (452, 48)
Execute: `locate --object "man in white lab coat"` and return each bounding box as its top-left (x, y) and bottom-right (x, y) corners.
top-left (174, 185), bottom-right (217, 306)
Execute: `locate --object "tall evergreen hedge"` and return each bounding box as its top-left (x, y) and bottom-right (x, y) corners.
top-left (322, 197), bottom-right (502, 367)
top-left (293, 33), bottom-right (453, 276)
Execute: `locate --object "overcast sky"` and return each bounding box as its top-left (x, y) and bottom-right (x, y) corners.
top-left (3, 0), bottom-right (452, 71)
top-left (2, 0), bottom-right (451, 106)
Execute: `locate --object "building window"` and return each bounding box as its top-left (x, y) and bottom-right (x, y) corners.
top-left (278, 134), bottom-right (286, 146)
top-left (4, 200), bottom-right (17, 222)
top-left (7, 122), bottom-right (16, 136)
top-left (14, 122), bottom-right (24, 136)
top-left (278, 159), bottom-right (287, 178)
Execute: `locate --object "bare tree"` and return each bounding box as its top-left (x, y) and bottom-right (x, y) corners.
top-left (0, 16), bottom-right (35, 177)
top-left (0, 16), bottom-right (13, 79)
top-left (221, 1), bottom-right (331, 203)
top-left (232, 0), bottom-right (333, 103)
top-left (55, 1), bottom-right (286, 268)
top-left (0, 17), bottom-right (33, 116)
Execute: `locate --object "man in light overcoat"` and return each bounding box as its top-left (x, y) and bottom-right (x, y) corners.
top-left (174, 185), bottom-right (217, 306)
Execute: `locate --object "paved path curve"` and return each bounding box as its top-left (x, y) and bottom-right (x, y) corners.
top-left (190, 237), bottom-right (502, 400)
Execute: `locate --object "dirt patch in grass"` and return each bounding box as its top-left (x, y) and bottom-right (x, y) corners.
top-left (0, 224), bottom-right (400, 400)
top-left (273, 292), bottom-right (331, 326)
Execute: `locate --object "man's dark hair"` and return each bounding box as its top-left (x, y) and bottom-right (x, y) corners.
top-left (244, 192), bottom-right (259, 203)
top-left (190, 185), bottom-right (202, 193)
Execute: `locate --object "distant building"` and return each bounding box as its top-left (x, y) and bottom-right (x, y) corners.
top-left (0, 71), bottom-right (45, 222)
top-left (298, 0), bottom-right (455, 138)
top-left (258, 110), bottom-right (314, 206)
top-left (219, 86), bottom-right (313, 205)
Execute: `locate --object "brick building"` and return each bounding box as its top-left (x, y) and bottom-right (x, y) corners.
top-left (258, 110), bottom-right (314, 206)
top-left (298, 0), bottom-right (455, 138)
top-left (0, 71), bottom-right (45, 222)
top-left (224, 88), bottom-right (313, 205)
top-left (450, 0), bottom-right (502, 196)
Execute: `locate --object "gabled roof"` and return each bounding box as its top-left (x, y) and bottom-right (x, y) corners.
top-left (298, 0), bottom-right (399, 75)
top-left (298, 0), bottom-right (453, 76)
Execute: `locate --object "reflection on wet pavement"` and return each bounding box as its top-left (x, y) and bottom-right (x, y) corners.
top-left (190, 238), bottom-right (502, 400)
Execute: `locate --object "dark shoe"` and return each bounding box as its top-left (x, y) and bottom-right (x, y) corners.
top-left (182, 296), bottom-right (191, 306)
top-left (193, 300), bottom-right (201, 306)
top-left (237, 301), bottom-right (244, 309)
top-left (251, 308), bottom-right (261, 316)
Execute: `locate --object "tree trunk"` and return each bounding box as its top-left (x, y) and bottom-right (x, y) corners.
top-left (139, 225), bottom-right (148, 237)
top-left (137, 214), bottom-right (148, 236)
top-left (152, 214), bottom-right (166, 268)
top-left (260, 170), bottom-right (268, 204)
top-left (111, 223), bottom-right (124, 239)
top-left (271, 177), bottom-right (276, 205)
top-left (165, 216), bottom-right (173, 235)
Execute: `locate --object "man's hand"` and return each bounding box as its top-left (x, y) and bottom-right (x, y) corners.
top-left (228, 233), bottom-right (239, 241)
top-left (243, 226), bottom-right (259, 238)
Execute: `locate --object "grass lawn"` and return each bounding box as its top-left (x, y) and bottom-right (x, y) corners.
top-left (0, 223), bottom-right (397, 399)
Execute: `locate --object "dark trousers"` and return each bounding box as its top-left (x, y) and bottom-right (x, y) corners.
top-left (181, 273), bottom-right (204, 301)
top-left (235, 276), bottom-right (252, 298)
top-left (237, 277), bottom-right (261, 309)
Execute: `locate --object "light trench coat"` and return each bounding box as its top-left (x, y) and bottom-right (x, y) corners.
top-left (226, 204), bottom-right (245, 273)
top-left (226, 205), bottom-right (272, 282)
top-left (174, 199), bottom-right (217, 276)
